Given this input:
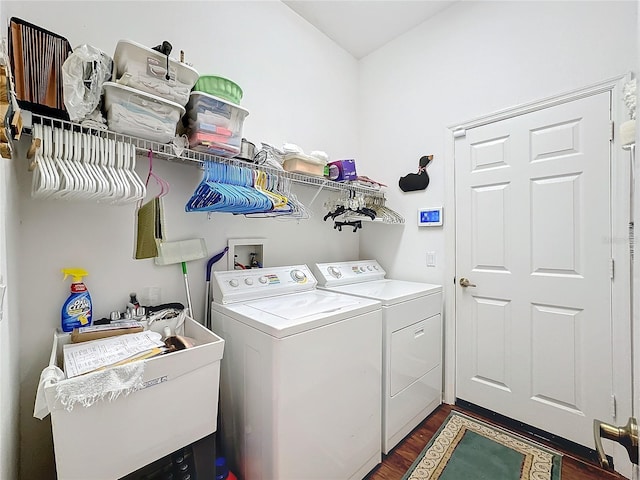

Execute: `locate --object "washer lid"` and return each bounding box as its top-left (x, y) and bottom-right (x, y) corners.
top-left (213, 290), bottom-right (381, 338)
top-left (322, 279), bottom-right (442, 305)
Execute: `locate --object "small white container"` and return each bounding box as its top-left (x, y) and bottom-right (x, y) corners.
top-left (113, 39), bottom-right (199, 106)
top-left (103, 82), bottom-right (185, 143)
top-left (43, 317), bottom-right (224, 480)
top-left (283, 152), bottom-right (327, 176)
top-left (183, 91), bottom-right (249, 157)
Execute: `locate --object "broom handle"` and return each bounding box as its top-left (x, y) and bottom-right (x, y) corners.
top-left (182, 262), bottom-right (194, 318)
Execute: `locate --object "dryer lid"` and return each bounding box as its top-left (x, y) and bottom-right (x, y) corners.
top-left (322, 279), bottom-right (442, 305)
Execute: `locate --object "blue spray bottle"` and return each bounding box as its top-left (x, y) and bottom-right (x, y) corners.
top-left (61, 268), bottom-right (92, 332)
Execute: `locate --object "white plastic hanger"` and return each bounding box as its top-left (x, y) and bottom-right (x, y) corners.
top-left (43, 125), bottom-right (60, 197)
top-left (56, 128), bottom-right (78, 200)
top-left (73, 130), bottom-right (96, 200)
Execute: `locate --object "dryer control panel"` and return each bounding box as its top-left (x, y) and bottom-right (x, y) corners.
top-left (213, 265), bottom-right (317, 304)
top-left (313, 260), bottom-right (386, 287)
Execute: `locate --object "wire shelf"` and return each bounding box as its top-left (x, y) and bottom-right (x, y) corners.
top-left (26, 112), bottom-right (387, 198)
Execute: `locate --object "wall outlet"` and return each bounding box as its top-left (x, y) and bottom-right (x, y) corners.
top-left (426, 251), bottom-right (436, 267)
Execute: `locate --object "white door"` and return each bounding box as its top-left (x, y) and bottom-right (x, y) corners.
top-left (455, 92), bottom-right (613, 448)
top-left (632, 141), bottom-right (639, 479)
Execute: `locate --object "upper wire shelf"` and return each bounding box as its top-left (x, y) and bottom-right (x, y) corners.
top-left (24, 112), bottom-right (387, 199)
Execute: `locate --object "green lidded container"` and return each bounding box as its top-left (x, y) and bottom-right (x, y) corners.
top-left (193, 75), bottom-right (243, 105)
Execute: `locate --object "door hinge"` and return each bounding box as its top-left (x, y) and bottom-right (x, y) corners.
top-left (453, 128), bottom-right (466, 138)
top-left (610, 258), bottom-right (615, 279)
top-left (610, 121), bottom-right (614, 142)
top-left (611, 394), bottom-right (617, 418)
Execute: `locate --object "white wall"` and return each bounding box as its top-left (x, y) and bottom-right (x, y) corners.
top-left (358, 1), bottom-right (638, 285)
top-left (4, 1), bottom-right (638, 478)
top-left (0, 129), bottom-right (21, 480)
top-left (1, 2), bottom-right (361, 478)
top-left (1, 2), bottom-right (22, 478)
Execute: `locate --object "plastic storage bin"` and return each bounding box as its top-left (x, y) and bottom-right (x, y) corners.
top-left (282, 153), bottom-right (326, 176)
top-left (42, 317), bottom-right (224, 480)
top-left (182, 91), bottom-right (249, 157)
top-left (103, 82), bottom-right (185, 143)
top-left (113, 39), bottom-right (199, 107)
top-left (194, 75), bottom-right (243, 105)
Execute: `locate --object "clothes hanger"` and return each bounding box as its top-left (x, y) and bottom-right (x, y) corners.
top-left (87, 133), bottom-right (110, 201)
top-left (128, 144), bottom-right (147, 201)
top-left (185, 161), bottom-right (272, 214)
top-left (62, 128), bottom-right (86, 201)
top-left (51, 126), bottom-right (73, 199)
top-left (334, 220), bottom-right (362, 232)
top-left (143, 150), bottom-right (170, 201)
top-left (42, 125), bottom-right (60, 196)
top-left (120, 142), bottom-right (145, 204)
top-left (95, 136), bottom-right (114, 201)
top-left (110, 139), bottom-right (127, 201)
top-left (72, 129), bottom-right (96, 200)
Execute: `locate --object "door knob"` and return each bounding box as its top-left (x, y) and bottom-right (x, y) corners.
top-left (459, 277), bottom-right (476, 288)
top-left (593, 417), bottom-right (638, 469)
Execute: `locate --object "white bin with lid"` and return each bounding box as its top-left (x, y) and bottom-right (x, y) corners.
top-left (103, 82), bottom-right (185, 143)
top-left (113, 39), bottom-right (199, 107)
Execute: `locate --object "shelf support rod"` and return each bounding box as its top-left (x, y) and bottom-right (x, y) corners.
top-left (308, 181), bottom-right (329, 208)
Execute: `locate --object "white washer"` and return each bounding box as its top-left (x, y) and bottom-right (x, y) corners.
top-left (312, 260), bottom-right (443, 455)
top-left (211, 265), bottom-right (382, 480)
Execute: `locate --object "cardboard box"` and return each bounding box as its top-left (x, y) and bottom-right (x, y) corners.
top-left (70, 322), bottom-right (144, 343)
top-left (43, 317), bottom-right (224, 480)
top-left (328, 159), bottom-right (357, 181)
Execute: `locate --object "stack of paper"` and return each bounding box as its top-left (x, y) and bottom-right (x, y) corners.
top-left (63, 331), bottom-right (165, 378)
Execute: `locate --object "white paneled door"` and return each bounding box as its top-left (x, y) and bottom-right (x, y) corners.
top-left (455, 92), bottom-right (613, 448)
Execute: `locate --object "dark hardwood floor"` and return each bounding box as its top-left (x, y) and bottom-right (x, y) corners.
top-left (364, 404), bottom-right (627, 480)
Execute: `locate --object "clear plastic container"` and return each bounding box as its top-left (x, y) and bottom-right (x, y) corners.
top-left (182, 91), bottom-right (249, 157)
top-left (103, 82), bottom-right (185, 143)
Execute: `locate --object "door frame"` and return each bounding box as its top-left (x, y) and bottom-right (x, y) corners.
top-left (443, 74), bottom-right (633, 475)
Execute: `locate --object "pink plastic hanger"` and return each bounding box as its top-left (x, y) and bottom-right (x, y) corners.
top-left (144, 149), bottom-right (170, 199)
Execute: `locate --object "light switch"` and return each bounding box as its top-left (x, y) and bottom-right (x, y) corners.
top-left (426, 251), bottom-right (436, 267)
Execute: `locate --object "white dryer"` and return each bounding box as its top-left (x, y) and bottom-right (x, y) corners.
top-left (312, 260), bottom-right (443, 455)
top-left (211, 265), bottom-right (382, 480)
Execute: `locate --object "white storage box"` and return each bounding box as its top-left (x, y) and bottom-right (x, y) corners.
top-left (113, 39), bottom-right (199, 106)
top-left (44, 317), bottom-right (224, 480)
top-left (103, 82), bottom-right (185, 143)
top-left (182, 91), bottom-right (249, 157)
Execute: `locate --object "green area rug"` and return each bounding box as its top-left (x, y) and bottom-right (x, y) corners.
top-left (402, 411), bottom-right (562, 480)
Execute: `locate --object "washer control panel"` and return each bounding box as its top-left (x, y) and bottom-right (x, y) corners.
top-left (213, 265), bottom-right (316, 304)
top-left (312, 260), bottom-right (386, 287)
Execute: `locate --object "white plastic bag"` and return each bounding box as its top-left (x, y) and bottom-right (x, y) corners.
top-left (62, 44), bottom-right (113, 122)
